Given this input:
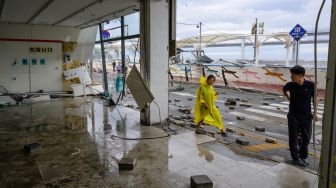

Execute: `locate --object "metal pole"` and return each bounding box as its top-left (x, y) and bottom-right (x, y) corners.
top-left (28, 59), bottom-right (31, 92)
top-left (98, 23), bottom-right (109, 92)
top-left (254, 18), bottom-right (257, 63)
top-left (121, 16), bottom-right (126, 97)
top-left (295, 41), bottom-right (299, 65)
top-left (199, 22), bottom-right (202, 59)
top-left (185, 66), bottom-right (189, 81)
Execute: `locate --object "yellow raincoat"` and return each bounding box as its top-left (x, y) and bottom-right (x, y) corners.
top-left (194, 77), bottom-right (224, 130)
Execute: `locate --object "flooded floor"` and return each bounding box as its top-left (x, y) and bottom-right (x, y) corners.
top-left (0, 97), bottom-right (318, 187)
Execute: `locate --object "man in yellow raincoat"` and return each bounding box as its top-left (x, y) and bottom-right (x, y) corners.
top-left (194, 75), bottom-right (225, 134)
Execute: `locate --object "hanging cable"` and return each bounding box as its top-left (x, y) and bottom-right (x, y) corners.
top-left (202, 24), bottom-right (228, 35)
top-left (176, 22), bottom-right (199, 26)
top-left (110, 100), bottom-right (174, 140)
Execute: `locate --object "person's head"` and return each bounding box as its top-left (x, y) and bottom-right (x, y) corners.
top-left (290, 65), bottom-right (305, 84)
top-left (206, 74), bottom-right (216, 85)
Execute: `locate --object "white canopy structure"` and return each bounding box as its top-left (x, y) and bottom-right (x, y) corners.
top-left (176, 32), bottom-right (293, 65)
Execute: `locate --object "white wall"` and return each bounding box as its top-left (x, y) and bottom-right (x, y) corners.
top-left (0, 41), bottom-right (62, 93)
top-left (0, 23), bottom-right (96, 93)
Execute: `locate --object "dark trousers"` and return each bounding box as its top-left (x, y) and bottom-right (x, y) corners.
top-left (287, 112), bottom-right (312, 160)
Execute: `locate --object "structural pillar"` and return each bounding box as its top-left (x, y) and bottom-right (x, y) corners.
top-left (319, 1), bottom-right (336, 187)
top-left (140, 0), bottom-right (170, 125)
top-left (291, 40), bottom-right (296, 62)
top-left (169, 0), bottom-right (176, 57)
top-left (255, 43), bottom-right (260, 65)
top-left (285, 45), bottom-right (290, 67)
top-left (241, 38), bottom-right (245, 60)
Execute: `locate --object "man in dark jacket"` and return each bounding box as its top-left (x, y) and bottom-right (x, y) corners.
top-left (283, 65), bottom-right (315, 167)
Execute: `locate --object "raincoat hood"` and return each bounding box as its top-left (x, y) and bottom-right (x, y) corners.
top-left (200, 76), bottom-right (207, 86)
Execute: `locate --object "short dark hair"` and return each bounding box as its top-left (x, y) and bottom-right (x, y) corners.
top-left (207, 74), bottom-right (216, 81)
top-left (290, 65), bottom-right (305, 75)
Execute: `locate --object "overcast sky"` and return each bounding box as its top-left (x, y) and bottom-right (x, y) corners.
top-left (176, 0), bottom-right (332, 39)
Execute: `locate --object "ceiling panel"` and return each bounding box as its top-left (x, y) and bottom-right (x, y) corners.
top-left (0, 0), bottom-right (139, 28)
top-left (32, 0), bottom-right (96, 25)
top-left (1, 0), bottom-right (46, 23)
top-left (61, 0), bottom-right (138, 27)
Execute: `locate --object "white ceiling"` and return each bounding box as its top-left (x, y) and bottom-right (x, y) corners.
top-left (0, 0), bottom-right (139, 28)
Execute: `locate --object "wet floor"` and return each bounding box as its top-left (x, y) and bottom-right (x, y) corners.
top-left (0, 97), bottom-right (318, 187)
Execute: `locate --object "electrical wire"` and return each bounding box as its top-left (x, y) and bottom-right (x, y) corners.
top-left (176, 22), bottom-right (199, 26)
top-left (202, 24), bottom-right (228, 35)
top-left (312, 0), bottom-right (326, 186)
top-left (110, 100), bottom-right (174, 140)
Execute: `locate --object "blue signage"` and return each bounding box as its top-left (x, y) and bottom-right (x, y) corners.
top-left (289, 24), bottom-right (306, 41)
top-left (102, 30), bottom-right (110, 39)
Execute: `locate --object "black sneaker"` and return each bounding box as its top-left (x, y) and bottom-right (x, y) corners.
top-left (291, 159), bottom-right (306, 167)
top-left (300, 158), bottom-right (309, 166)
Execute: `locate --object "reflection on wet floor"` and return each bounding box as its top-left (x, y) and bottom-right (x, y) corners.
top-left (0, 97), bottom-right (318, 187)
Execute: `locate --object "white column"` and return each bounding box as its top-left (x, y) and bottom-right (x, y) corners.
top-left (285, 46), bottom-right (290, 66)
top-left (292, 41), bottom-right (296, 61)
top-left (241, 38), bottom-right (245, 60)
top-left (255, 43), bottom-right (260, 65)
top-left (140, 0), bottom-right (169, 125)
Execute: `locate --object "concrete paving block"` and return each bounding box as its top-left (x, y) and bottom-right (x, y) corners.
top-left (236, 138), bottom-right (249, 146)
top-left (239, 103), bottom-right (251, 107)
top-left (220, 132), bottom-right (228, 137)
top-left (227, 98), bottom-right (236, 103)
top-left (229, 106), bottom-right (235, 110)
top-left (265, 138), bottom-right (277, 144)
top-left (174, 116), bottom-right (182, 120)
top-left (181, 115), bottom-right (188, 119)
top-left (226, 98), bottom-right (237, 105)
top-left (168, 118), bottom-right (177, 125)
top-left (195, 129), bottom-right (206, 135)
top-left (239, 132), bottom-right (245, 136)
top-left (118, 158), bottom-right (136, 170)
top-left (175, 120), bottom-right (186, 127)
top-left (190, 175), bottom-right (213, 188)
top-left (126, 104), bottom-right (134, 108)
top-left (226, 127), bottom-right (236, 133)
top-left (24, 143), bottom-right (41, 154)
top-left (186, 115), bottom-right (193, 119)
top-left (255, 126), bottom-right (266, 132)
top-left (179, 108), bottom-right (191, 114)
top-left (175, 99), bottom-right (181, 102)
top-left (262, 102), bottom-right (270, 106)
top-left (224, 102), bottom-right (231, 106)
top-left (236, 116), bottom-right (245, 120)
